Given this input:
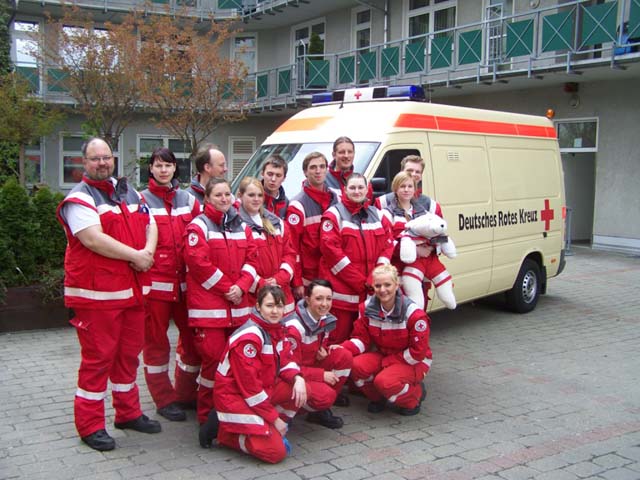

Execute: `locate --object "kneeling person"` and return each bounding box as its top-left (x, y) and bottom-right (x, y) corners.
top-left (335, 265), bottom-right (431, 416)
top-left (284, 280), bottom-right (353, 429)
top-left (214, 286), bottom-right (307, 464)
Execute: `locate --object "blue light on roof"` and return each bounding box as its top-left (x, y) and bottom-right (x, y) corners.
top-left (311, 85), bottom-right (425, 105)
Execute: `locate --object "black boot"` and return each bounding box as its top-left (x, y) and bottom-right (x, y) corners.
top-left (199, 409), bottom-right (219, 448)
top-left (157, 402), bottom-right (187, 422)
top-left (305, 409), bottom-right (343, 429)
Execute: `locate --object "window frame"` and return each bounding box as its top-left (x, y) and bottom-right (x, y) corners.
top-left (59, 133), bottom-right (122, 188)
top-left (136, 135), bottom-right (193, 185)
top-left (402, 0), bottom-right (458, 41)
top-left (232, 33), bottom-right (258, 74)
top-left (290, 17), bottom-right (326, 64)
top-left (351, 6), bottom-right (372, 51)
top-left (554, 117), bottom-right (599, 153)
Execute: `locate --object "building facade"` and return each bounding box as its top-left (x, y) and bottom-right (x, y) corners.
top-left (10, 0), bottom-right (640, 253)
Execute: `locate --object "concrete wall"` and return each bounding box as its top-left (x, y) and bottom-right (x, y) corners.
top-left (438, 77), bottom-right (640, 252)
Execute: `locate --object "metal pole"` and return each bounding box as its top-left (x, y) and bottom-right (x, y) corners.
top-left (565, 207), bottom-right (574, 256)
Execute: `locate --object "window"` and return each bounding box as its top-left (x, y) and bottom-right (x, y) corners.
top-left (61, 134), bottom-right (121, 186)
top-left (25, 139), bottom-right (43, 185)
top-left (233, 35), bottom-right (257, 73)
top-left (137, 136), bottom-right (192, 184)
top-left (555, 119), bottom-right (598, 153)
top-left (485, 0), bottom-right (513, 63)
top-left (292, 19), bottom-right (325, 62)
top-left (12, 21), bottom-right (39, 66)
top-left (12, 21), bottom-right (40, 92)
top-left (61, 26), bottom-right (110, 67)
top-left (352, 8), bottom-right (371, 51)
top-left (372, 149), bottom-right (422, 192)
top-left (405, 0), bottom-right (457, 42)
top-left (228, 137), bottom-right (256, 180)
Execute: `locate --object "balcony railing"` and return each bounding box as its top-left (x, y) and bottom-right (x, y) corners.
top-left (248, 0), bottom-right (640, 109)
top-left (16, 0), bottom-right (640, 110)
top-left (21, 0), bottom-right (302, 20)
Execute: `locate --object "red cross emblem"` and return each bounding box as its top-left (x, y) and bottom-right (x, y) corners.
top-left (354, 90), bottom-right (362, 100)
top-left (243, 344), bottom-right (257, 358)
top-left (540, 199), bottom-right (554, 231)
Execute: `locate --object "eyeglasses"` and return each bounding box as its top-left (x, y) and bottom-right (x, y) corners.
top-left (86, 155), bottom-right (113, 163)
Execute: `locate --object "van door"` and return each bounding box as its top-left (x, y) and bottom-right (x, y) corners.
top-left (427, 132), bottom-right (493, 308)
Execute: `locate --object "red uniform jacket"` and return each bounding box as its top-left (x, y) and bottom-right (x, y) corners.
top-left (57, 175), bottom-right (152, 309)
top-left (142, 178), bottom-right (200, 302)
top-left (214, 312), bottom-right (301, 435)
top-left (183, 204), bottom-right (258, 328)
top-left (318, 199), bottom-right (394, 311)
top-left (283, 300), bottom-right (338, 382)
top-left (286, 181), bottom-right (337, 288)
top-left (342, 292), bottom-right (432, 376)
top-left (239, 206), bottom-right (296, 313)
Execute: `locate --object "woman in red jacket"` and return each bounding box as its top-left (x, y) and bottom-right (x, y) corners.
top-left (183, 177), bottom-right (258, 436)
top-left (319, 173), bottom-right (394, 343)
top-left (141, 147), bottom-right (201, 422)
top-left (214, 285), bottom-right (307, 463)
top-left (237, 177), bottom-right (296, 314)
top-left (335, 264), bottom-right (431, 416)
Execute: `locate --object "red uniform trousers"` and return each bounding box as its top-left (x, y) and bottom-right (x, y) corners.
top-left (328, 308), bottom-right (359, 345)
top-left (303, 347), bottom-right (353, 411)
top-left (217, 381), bottom-right (297, 464)
top-left (143, 298), bottom-right (200, 409)
top-left (351, 352), bottom-right (425, 409)
top-left (193, 326), bottom-right (233, 424)
top-left (73, 306), bottom-right (145, 438)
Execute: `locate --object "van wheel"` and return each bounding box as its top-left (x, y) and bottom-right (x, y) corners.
top-left (506, 259), bottom-right (541, 313)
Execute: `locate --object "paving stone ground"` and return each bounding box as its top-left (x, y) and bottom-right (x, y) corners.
top-left (1, 246), bottom-right (639, 480)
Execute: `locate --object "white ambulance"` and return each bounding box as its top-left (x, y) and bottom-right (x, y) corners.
top-left (232, 85), bottom-right (566, 313)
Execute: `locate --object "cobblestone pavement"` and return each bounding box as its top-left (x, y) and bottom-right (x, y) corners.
top-left (1, 246), bottom-right (640, 480)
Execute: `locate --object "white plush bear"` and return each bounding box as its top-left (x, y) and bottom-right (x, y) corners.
top-left (399, 212), bottom-right (457, 310)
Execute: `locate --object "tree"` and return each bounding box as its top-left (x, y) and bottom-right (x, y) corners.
top-left (0, 1), bottom-right (12, 75)
top-left (0, 72), bottom-right (64, 184)
top-left (36, 6), bottom-right (144, 149)
top-left (138, 12), bottom-right (248, 155)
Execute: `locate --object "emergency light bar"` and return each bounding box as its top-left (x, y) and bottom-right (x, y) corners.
top-left (311, 85), bottom-right (425, 105)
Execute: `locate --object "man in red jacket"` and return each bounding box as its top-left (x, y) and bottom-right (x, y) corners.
top-left (286, 152), bottom-right (337, 301)
top-left (57, 137), bottom-right (161, 451)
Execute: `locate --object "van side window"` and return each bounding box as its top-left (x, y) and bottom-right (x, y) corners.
top-left (372, 149), bottom-right (420, 191)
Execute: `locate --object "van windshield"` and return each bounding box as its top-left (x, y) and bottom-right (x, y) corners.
top-left (231, 142), bottom-right (380, 197)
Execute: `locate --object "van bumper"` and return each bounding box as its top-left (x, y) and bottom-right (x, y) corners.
top-left (557, 249), bottom-right (567, 276)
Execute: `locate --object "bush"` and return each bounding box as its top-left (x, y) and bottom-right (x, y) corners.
top-left (0, 180), bottom-right (65, 303)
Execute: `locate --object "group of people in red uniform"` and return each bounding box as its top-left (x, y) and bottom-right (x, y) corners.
top-left (58, 136), bottom-right (440, 463)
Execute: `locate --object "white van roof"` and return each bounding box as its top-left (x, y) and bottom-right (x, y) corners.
top-left (265, 99), bottom-right (557, 145)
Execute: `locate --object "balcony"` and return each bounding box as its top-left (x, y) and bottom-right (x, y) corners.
top-left (248, 0), bottom-right (640, 111)
top-left (16, 0), bottom-right (307, 21)
top-left (16, 0), bottom-right (640, 112)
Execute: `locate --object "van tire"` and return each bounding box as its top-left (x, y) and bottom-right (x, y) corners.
top-left (506, 259), bottom-right (541, 313)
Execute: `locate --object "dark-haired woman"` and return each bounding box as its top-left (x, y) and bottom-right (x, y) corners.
top-left (284, 279), bottom-right (352, 429)
top-left (141, 147), bottom-right (201, 422)
top-left (319, 173), bottom-right (394, 343)
top-left (237, 177), bottom-right (296, 314)
top-left (184, 178), bottom-right (258, 436)
top-left (214, 285), bottom-right (307, 464)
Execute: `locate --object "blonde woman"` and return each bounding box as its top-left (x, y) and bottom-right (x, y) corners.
top-left (237, 177), bottom-right (296, 314)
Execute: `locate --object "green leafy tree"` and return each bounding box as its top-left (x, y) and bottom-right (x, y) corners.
top-left (0, 1), bottom-right (11, 75)
top-left (0, 72), bottom-right (65, 184)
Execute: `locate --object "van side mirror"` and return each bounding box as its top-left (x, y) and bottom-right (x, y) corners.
top-left (371, 177), bottom-right (387, 198)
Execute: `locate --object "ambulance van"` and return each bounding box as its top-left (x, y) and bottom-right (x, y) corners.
top-left (232, 85), bottom-right (566, 313)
